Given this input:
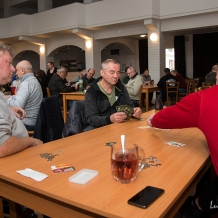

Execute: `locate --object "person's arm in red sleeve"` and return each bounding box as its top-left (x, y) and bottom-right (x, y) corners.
top-left (150, 92), bottom-right (201, 129)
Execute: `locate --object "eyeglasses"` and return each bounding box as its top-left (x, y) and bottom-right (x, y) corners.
top-left (127, 71), bottom-right (133, 75)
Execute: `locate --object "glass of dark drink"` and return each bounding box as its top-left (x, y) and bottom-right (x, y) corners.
top-left (111, 143), bottom-right (145, 184)
top-left (10, 86), bottom-right (16, 95)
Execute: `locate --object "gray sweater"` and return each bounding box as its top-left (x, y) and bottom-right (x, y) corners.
top-left (6, 73), bottom-right (43, 126)
top-left (125, 74), bottom-right (144, 100)
top-left (0, 92), bottom-right (28, 146)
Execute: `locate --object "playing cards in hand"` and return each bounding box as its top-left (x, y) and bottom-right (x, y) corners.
top-left (116, 105), bottom-right (134, 120)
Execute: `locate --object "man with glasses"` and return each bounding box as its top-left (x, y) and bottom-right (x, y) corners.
top-left (125, 66), bottom-right (144, 107)
top-left (84, 59), bottom-right (142, 131)
top-left (0, 43), bottom-right (42, 157)
top-left (82, 68), bottom-right (95, 90)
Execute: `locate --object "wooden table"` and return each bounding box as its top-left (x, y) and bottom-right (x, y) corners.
top-left (61, 92), bottom-right (85, 123)
top-left (0, 110), bottom-right (211, 218)
top-left (141, 85), bottom-right (160, 111)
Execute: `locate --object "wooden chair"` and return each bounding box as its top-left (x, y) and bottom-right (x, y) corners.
top-left (179, 79), bottom-right (192, 100)
top-left (0, 197), bottom-right (17, 218)
top-left (139, 85), bottom-right (145, 108)
top-left (166, 82), bottom-right (179, 106)
top-left (0, 197), bottom-right (33, 218)
top-left (188, 78), bottom-right (199, 93)
top-left (202, 81), bottom-right (210, 86)
top-left (46, 87), bottom-right (51, 97)
top-left (195, 86), bottom-right (211, 92)
top-left (28, 130), bottom-right (34, 137)
top-left (193, 78), bottom-right (199, 90)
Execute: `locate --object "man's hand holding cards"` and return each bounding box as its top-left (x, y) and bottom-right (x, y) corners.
top-left (116, 105), bottom-right (134, 120)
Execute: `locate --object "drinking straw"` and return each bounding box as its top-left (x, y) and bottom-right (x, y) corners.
top-left (121, 134), bottom-right (125, 154)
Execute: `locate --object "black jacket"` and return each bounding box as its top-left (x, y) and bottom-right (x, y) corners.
top-left (34, 96), bottom-right (64, 143)
top-left (47, 67), bottom-right (57, 82)
top-left (84, 77), bottom-right (134, 128)
top-left (48, 74), bottom-right (73, 105)
top-left (157, 74), bottom-right (177, 103)
top-left (62, 101), bottom-right (85, 137)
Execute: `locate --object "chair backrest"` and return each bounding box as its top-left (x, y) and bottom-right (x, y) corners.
top-left (198, 86), bottom-right (211, 91)
top-left (202, 81), bottom-right (210, 86)
top-left (62, 100), bottom-right (85, 137)
top-left (46, 87), bottom-right (51, 97)
top-left (193, 78), bottom-right (199, 89)
top-left (188, 78), bottom-right (199, 93)
top-left (34, 96), bottom-right (64, 143)
top-left (139, 85), bottom-right (143, 108)
top-left (28, 130), bottom-right (34, 137)
top-left (178, 79), bottom-right (192, 100)
top-left (186, 79), bottom-right (193, 94)
top-left (166, 81), bottom-right (179, 106)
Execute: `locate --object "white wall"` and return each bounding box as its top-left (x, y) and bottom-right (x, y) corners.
top-left (11, 41), bottom-right (39, 57)
top-left (46, 34), bottom-right (85, 57)
top-left (0, 0), bottom-right (218, 40)
top-left (86, 0), bottom-right (153, 28)
top-left (11, 42), bottom-right (40, 72)
top-left (160, 0), bottom-right (218, 18)
top-left (2, 0), bottom-right (218, 80)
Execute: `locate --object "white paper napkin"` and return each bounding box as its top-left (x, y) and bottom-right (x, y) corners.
top-left (16, 168), bottom-right (48, 181)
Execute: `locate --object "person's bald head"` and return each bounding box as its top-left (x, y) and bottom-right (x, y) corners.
top-left (16, 60), bottom-right (32, 78)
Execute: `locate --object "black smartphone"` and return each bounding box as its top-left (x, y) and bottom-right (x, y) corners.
top-left (128, 186), bottom-right (164, 209)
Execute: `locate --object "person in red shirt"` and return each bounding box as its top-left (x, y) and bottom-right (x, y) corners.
top-left (146, 66), bottom-right (218, 217)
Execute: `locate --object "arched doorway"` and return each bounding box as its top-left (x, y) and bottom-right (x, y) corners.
top-left (13, 50), bottom-right (40, 73)
top-left (48, 45), bottom-right (85, 71)
top-left (101, 42), bottom-right (134, 72)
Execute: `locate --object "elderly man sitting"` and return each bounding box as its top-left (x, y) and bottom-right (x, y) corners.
top-left (125, 66), bottom-right (144, 107)
top-left (6, 60), bottom-right (42, 131)
top-left (0, 43), bottom-right (42, 157)
top-left (48, 66), bottom-right (75, 108)
top-left (84, 59), bottom-right (142, 131)
top-left (82, 68), bottom-right (95, 90)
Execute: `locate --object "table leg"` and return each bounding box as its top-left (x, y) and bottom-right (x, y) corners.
top-left (62, 95), bottom-right (67, 123)
top-left (146, 90), bottom-right (149, 112)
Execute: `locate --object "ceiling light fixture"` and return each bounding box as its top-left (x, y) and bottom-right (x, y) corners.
top-left (140, 35), bottom-right (146, 37)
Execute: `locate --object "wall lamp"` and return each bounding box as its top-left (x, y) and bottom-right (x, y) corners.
top-left (150, 33), bottom-right (158, 42)
top-left (86, 40), bottom-right (92, 49)
top-left (40, 45), bottom-right (45, 54)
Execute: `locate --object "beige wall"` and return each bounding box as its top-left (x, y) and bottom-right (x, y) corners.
top-left (1, 0), bottom-right (218, 40)
top-left (1, 0), bottom-right (218, 77)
